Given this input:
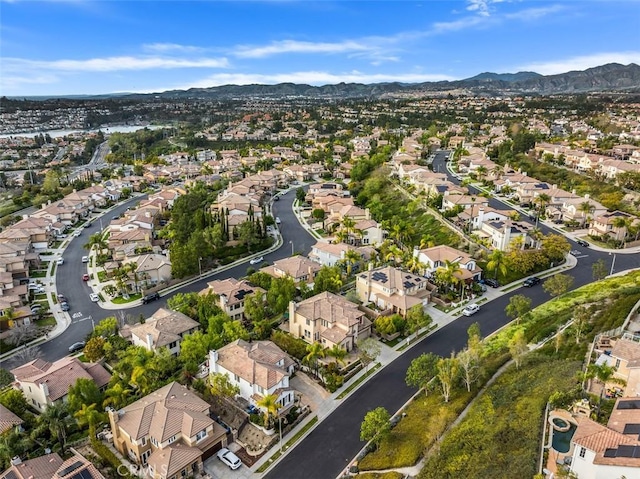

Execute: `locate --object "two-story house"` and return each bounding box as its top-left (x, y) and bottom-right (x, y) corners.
top-left (11, 357), bottom-right (111, 412)
top-left (108, 382), bottom-right (227, 478)
top-left (126, 308), bottom-right (199, 356)
top-left (589, 211), bottom-right (635, 242)
top-left (413, 245), bottom-right (483, 282)
top-left (288, 292), bottom-right (371, 351)
top-left (356, 266), bottom-right (432, 316)
top-left (260, 256), bottom-right (321, 286)
top-left (569, 398), bottom-right (640, 479)
top-left (209, 339), bottom-right (297, 412)
top-left (200, 278), bottom-right (265, 321)
top-left (595, 336), bottom-right (640, 398)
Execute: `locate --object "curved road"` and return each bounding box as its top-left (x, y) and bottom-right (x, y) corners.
top-left (1, 188), bottom-right (316, 368)
top-left (264, 151), bottom-right (640, 479)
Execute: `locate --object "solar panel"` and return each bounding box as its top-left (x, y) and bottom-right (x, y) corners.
top-left (58, 461), bottom-right (83, 477)
top-left (604, 448), bottom-right (617, 458)
top-left (615, 445), bottom-right (637, 458)
top-left (623, 424), bottom-right (640, 437)
top-left (403, 281), bottom-right (415, 288)
top-left (69, 469), bottom-right (94, 479)
top-left (234, 289), bottom-right (251, 300)
top-left (617, 400), bottom-right (640, 410)
top-left (371, 272), bottom-right (388, 283)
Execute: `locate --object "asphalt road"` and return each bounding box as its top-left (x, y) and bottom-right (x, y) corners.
top-left (0, 187), bottom-right (316, 369)
top-left (264, 151), bottom-right (640, 479)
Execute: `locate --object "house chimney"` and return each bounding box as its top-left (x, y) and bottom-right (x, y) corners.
top-left (585, 194), bottom-right (590, 200)
top-left (146, 333), bottom-right (154, 349)
top-left (40, 381), bottom-right (49, 398)
top-left (10, 457), bottom-right (22, 466)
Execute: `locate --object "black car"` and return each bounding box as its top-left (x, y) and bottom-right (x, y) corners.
top-left (60, 302), bottom-right (70, 311)
top-left (484, 278), bottom-right (500, 288)
top-left (142, 292), bottom-right (161, 304)
top-left (523, 276), bottom-right (541, 287)
top-left (576, 239), bottom-right (589, 247)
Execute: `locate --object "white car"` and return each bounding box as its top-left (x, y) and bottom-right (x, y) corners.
top-left (217, 448), bottom-right (242, 470)
top-left (73, 230), bottom-right (82, 237)
top-left (249, 256), bottom-right (264, 265)
top-left (56, 257), bottom-right (64, 265)
top-left (462, 303), bottom-right (480, 316)
top-left (89, 293), bottom-right (100, 302)
top-left (275, 217), bottom-right (281, 224)
top-left (81, 256), bottom-right (89, 263)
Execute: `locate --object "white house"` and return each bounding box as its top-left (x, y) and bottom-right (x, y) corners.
top-left (209, 339), bottom-right (297, 412)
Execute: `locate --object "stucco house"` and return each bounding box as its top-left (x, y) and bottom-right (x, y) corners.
top-left (11, 357), bottom-right (111, 412)
top-left (127, 308), bottom-right (200, 356)
top-left (288, 292), bottom-right (371, 351)
top-left (356, 266), bottom-right (432, 316)
top-left (209, 339), bottom-right (297, 413)
top-left (260, 256), bottom-right (321, 286)
top-left (413, 245), bottom-right (483, 282)
top-left (200, 278), bottom-right (265, 321)
top-left (108, 382), bottom-right (227, 478)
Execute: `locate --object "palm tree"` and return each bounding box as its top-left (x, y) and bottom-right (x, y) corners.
top-left (103, 382), bottom-right (134, 410)
top-left (534, 193), bottom-right (551, 220)
top-left (611, 216), bottom-right (632, 246)
top-left (435, 260), bottom-right (462, 296)
top-left (304, 342), bottom-right (325, 378)
top-left (585, 363), bottom-right (627, 417)
top-left (74, 403), bottom-right (104, 437)
top-left (84, 232), bottom-right (108, 255)
top-left (577, 201), bottom-right (595, 228)
top-left (475, 165), bottom-right (488, 183)
top-left (256, 393), bottom-right (279, 430)
top-left (486, 249), bottom-right (507, 280)
top-left (38, 403), bottom-right (71, 453)
top-left (341, 249), bottom-right (361, 277)
top-left (385, 244), bottom-right (404, 266)
top-left (327, 344), bottom-right (347, 367)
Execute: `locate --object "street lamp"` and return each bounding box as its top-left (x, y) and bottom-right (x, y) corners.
top-left (198, 257), bottom-right (203, 277)
top-left (279, 415), bottom-right (283, 453)
top-left (289, 241), bottom-right (294, 256)
top-left (89, 316), bottom-right (95, 332)
top-left (609, 252), bottom-right (616, 276)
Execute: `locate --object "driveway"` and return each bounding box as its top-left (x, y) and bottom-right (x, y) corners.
top-left (291, 371), bottom-right (331, 413)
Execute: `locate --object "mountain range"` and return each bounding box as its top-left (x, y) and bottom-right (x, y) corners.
top-left (126, 63), bottom-right (640, 101)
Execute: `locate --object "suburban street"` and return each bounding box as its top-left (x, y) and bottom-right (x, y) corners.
top-left (2, 161), bottom-right (639, 479)
top-left (0, 187), bottom-right (316, 369)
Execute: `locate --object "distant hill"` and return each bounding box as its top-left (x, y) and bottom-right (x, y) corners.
top-left (465, 71), bottom-right (543, 83)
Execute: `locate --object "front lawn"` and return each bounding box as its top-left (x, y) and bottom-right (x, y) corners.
top-left (111, 293), bottom-right (141, 304)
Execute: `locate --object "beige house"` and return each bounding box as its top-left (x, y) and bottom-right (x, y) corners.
top-left (288, 292), bottom-right (371, 351)
top-left (356, 266), bottom-right (432, 316)
top-left (413, 245), bottom-right (483, 282)
top-left (597, 337), bottom-right (640, 398)
top-left (0, 403), bottom-right (23, 435)
top-left (589, 211), bottom-right (635, 242)
top-left (260, 256), bottom-right (321, 286)
top-left (128, 308), bottom-right (200, 356)
top-left (11, 357), bottom-right (111, 412)
top-left (109, 382), bottom-right (228, 478)
top-left (123, 253), bottom-right (172, 287)
top-left (200, 278), bottom-right (265, 321)
top-left (209, 339), bottom-right (296, 412)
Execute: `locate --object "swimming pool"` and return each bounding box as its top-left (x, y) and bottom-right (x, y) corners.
top-left (552, 422), bottom-right (577, 454)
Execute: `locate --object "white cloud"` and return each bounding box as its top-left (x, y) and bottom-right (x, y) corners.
top-left (3, 55), bottom-right (230, 73)
top-left (170, 70), bottom-right (457, 90)
top-left (233, 39), bottom-right (378, 58)
top-left (466, 0), bottom-right (491, 17)
top-left (142, 43), bottom-right (208, 54)
top-left (518, 52), bottom-right (640, 75)
top-left (504, 4), bottom-right (565, 21)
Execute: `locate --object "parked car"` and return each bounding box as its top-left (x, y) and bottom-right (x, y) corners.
top-left (56, 257), bottom-right (64, 265)
top-left (570, 250), bottom-right (582, 256)
top-left (89, 293), bottom-right (100, 302)
top-left (217, 448), bottom-right (242, 470)
top-left (523, 276), bottom-right (541, 287)
top-left (576, 239), bottom-right (589, 247)
top-left (142, 292), bottom-right (160, 304)
top-left (275, 217), bottom-right (281, 224)
top-left (57, 294), bottom-right (67, 302)
top-left (483, 278), bottom-right (500, 288)
top-left (68, 341), bottom-right (85, 354)
top-left (81, 256), bottom-right (89, 263)
top-left (60, 302), bottom-right (70, 311)
top-left (462, 303), bottom-right (480, 316)
top-left (82, 274), bottom-right (90, 281)
top-left (249, 256), bottom-right (264, 265)
top-left (30, 304), bottom-right (43, 312)
top-left (73, 230), bottom-right (82, 237)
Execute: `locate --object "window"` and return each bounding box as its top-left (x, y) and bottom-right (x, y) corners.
top-left (168, 341), bottom-right (177, 349)
top-left (196, 429), bottom-right (207, 441)
top-left (234, 374), bottom-right (240, 382)
top-left (141, 436), bottom-right (146, 446)
top-left (615, 358), bottom-right (621, 368)
top-left (304, 330), bottom-right (311, 338)
top-left (150, 436), bottom-right (158, 447)
top-left (306, 319), bottom-right (310, 326)
top-left (181, 468), bottom-right (187, 477)
top-left (168, 435), bottom-right (176, 444)
top-left (258, 385), bottom-right (264, 394)
top-left (579, 447), bottom-right (586, 458)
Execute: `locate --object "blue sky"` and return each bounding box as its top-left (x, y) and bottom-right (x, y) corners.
top-left (2, 0), bottom-right (639, 96)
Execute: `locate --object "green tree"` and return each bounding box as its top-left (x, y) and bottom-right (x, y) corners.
top-left (508, 330), bottom-right (528, 369)
top-left (103, 382), bottom-right (134, 410)
top-left (83, 336), bottom-right (105, 361)
top-left (405, 305), bottom-right (432, 338)
top-left (37, 402), bottom-right (71, 453)
top-left (267, 276), bottom-right (296, 315)
top-left (93, 316), bottom-right (118, 337)
top-left (256, 393), bottom-right (279, 430)
top-left (209, 373), bottom-right (240, 408)
top-left (74, 403), bottom-right (104, 436)
top-left (311, 208), bottom-right (326, 228)
top-left (540, 234), bottom-right (571, 264)
top-left (0, 389), bottom-right (28, 416)
top-left (67, 378), bottom-right (103, 415)
top-left (304, 342), bottom-right (325, 377)
top-left (360, 407), bottom-right (391, 448)
top-left (313, 265), bottom-right (343, 293)
top-left (179, 331), bottom-right (214, 370)
top-left (296, 187), bottom-right (306, 204)
top-left (437, 355), bottom-right (459, 403)
top-left (543, 273), bottom-right (574, 297)
top-left (572, 305), bottom-right (590, 344)
top-left (244, 292), bottom-right (266, 324)
top-left (357, 337), bottom-right (381, 373)
top-left (457, 347), bottom-right (480, 392)
top-left (592, 259), bottom-right (608, 281)
top-left (327, 344), bottom-right (347, 366)
top-left (405, 352), bottom-right (439, 396)
top-left (505, 294), bottom-right (532, 323)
